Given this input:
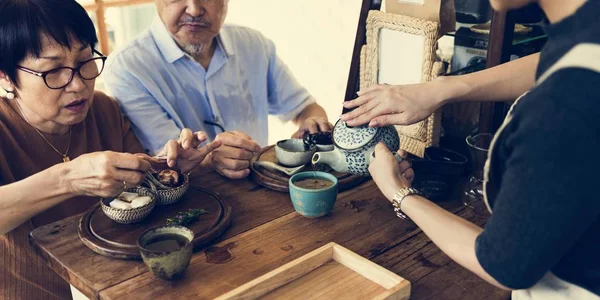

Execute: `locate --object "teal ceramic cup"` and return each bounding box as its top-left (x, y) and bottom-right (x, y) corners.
top-left (289, 171), bottom-right (338, 218)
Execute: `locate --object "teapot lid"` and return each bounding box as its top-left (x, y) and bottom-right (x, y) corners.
top-left (332, 119), bottom-right (378, 150)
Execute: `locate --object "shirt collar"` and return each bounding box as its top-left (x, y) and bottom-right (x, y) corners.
top-left (150, 18), bottom-right (235, 64)
top-left (217, 26), bottom-right (235, 57)
top-left (150, 18), bottom-right (186, 64)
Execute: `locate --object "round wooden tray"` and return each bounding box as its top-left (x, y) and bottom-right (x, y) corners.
top-left (250, 145), bottom-right (369, 193)
top-left (78, 186), bottom-right (232, 260)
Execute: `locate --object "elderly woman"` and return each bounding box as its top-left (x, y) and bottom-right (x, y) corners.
top-left (0, 0), bottom-right (221, 298)
top-left (343, 0), bottom-right (599, 298)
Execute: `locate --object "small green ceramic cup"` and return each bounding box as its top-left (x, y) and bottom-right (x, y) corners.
top-left (137, 226), bottom-right (194, 280)
top-left (289, 171), bottom-right (339, 218)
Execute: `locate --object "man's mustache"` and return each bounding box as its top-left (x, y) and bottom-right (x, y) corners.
top-left (178, 16), bottom-right (211, 27)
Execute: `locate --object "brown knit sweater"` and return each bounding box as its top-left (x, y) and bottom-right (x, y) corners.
top-left (0, 91), bottom-right (144, 300)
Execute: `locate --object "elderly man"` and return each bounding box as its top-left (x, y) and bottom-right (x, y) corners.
top-left (104, 0), bottom-right (332, 179)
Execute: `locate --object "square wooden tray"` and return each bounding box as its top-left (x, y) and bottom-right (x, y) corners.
top-left (216, 242), bottom-right (410, 300)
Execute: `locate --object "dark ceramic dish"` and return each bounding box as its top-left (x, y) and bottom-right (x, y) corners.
top-left (303, 132), bottom-right (333, 146)
top-left (412, 147), bottom-right (468, 201)
top-left (303, 132), bottom-right (334, 152)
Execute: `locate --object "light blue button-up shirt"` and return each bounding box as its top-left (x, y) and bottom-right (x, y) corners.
top-left (104, 18), bottom-right (314, 154)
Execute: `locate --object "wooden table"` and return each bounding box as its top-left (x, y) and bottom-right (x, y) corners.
top-left (30, 172), bottom-right (509, 300)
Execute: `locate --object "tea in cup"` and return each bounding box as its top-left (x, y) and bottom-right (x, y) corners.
top-left (289, 171), bottom-right (338, 218)
top-left (137, 226), bottom-right (194, 280)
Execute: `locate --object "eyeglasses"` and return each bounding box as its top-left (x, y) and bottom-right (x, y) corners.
top-left (16, 49), bottom-right (107, 90)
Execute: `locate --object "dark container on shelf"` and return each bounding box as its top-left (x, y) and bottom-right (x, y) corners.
top-left (513, 3), bottom-right (545, 24)
top-left (412, 147), bottom-right (468, 201)
top-left (455, 0), bottom-right (492, 24)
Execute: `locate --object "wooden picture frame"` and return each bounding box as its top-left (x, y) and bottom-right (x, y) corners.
top-left (362, 10), bottom-right (442, 157)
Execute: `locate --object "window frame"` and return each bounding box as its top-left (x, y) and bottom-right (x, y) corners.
top-left (81, 0), bottom-right (154, 54)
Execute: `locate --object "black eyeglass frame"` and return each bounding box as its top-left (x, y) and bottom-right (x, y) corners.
top-left (16, 49), bottom-right (107, 90)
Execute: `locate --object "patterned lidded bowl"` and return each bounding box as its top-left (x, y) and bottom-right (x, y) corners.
top-left (101, 185), bottom-right (157, 224)
top-left (154, 174), bottom-right (189, 205)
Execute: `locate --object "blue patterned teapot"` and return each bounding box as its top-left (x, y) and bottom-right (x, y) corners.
top-left (311, 120), bottom-right (401, 176)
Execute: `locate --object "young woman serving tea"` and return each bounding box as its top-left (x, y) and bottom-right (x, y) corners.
top-left (0, 0), bottom-right (221, 298)
top-left (343, 0), bottom-right (600, 298)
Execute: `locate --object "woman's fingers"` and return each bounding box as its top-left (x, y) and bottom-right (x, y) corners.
top-left (164, 139), bottom-right (179, 168)
top-left (341, 95), bottom-right (380, 121)
top-left (346, 100), bottom-right (396, 127)
top-left (110, 153), bottom-right (151, 172)
top-left (374, 142), bottom-right (395, 160)
top-left (112, 169), bottom-right (147, 186)
top-left (357, 84), bottom-right (385, 96)
top-left (368, 112), bottom-right (410, 127)
top-left (343, 92), bottom-right (375, 109)
top-left (398, 150), bottom-right (408, 159)
top-left (402, 168), bottom-right (415, 185)
top-left (398, 160), bottom-right (412, 174)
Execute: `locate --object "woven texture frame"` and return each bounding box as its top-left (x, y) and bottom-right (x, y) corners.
top-left (362, 10), bottom-right (442, 157)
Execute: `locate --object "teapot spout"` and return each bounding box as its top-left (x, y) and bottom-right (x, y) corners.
top-left (311, 149), bottom-right (348, 173)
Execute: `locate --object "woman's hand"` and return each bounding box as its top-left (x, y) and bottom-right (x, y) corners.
top-left (369, 143), bottom-right (415, 201)
top-left (156, 129), bottom-right (222, 174)
top-left (341, 82), bottom-right (446, 127)
top-left (64, 151), bottom-right (152, 198)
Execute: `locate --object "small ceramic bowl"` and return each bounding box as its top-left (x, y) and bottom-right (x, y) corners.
top-left (137, 226), bottom-right (194, 281)
top-left (101, 185), bottom-right (157, 224)
top-left (289, 171), bottom-right (339, 218)
top-left (275, 139), bottom-right (316, 167)
top-left (153, 173), bottom-right (190, 205)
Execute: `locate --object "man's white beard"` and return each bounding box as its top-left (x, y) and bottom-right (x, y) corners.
top-left (183, 43), bottom-right (205, 56)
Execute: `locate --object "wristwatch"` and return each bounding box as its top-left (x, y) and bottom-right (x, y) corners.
top-left (391, 187), bottom-right (421, 220)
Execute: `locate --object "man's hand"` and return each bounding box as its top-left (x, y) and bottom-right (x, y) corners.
top-left (154, 129), bottom-right (222, 174)
top-left (292, 116), bottom-right (333, 139)
top-left (206, 131), bottom-right (262, 179)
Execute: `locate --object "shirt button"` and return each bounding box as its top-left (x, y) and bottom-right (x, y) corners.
top-left (215, 116), bottom-right (220, 122)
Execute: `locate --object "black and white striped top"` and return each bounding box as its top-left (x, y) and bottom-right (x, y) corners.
top-left (475, 0), bottom-right (600, 298)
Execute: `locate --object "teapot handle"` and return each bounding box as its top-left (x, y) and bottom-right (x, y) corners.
top-left (369, 151), bottom-right (403, 164)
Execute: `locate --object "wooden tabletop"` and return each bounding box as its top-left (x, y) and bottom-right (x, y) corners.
top-left (30, 172), bottom-right (509, 300)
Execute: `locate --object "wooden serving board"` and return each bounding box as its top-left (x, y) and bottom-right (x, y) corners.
top-left (250, 146), bottom-right (369, 193)
top-left (78, 186), bottom-right (232, 260)
top-left (216, 242), bottom-right (410, 300)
